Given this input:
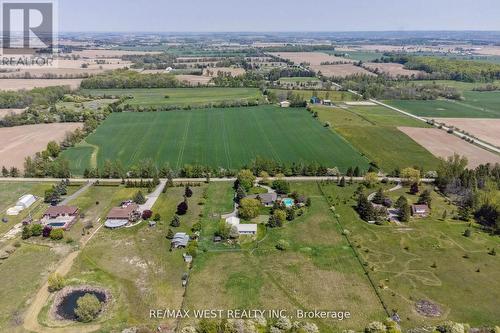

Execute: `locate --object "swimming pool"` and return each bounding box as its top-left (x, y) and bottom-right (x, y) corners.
top-left (282, 198), bottom-right (294, 208)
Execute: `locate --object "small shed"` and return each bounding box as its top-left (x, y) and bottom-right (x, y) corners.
top-left (310, 96), bottom-right (321, 104)
top-left (323, 99), bottom-right (332, 106)
top-left (279, 101), bottom-right (291, 108)
top-left (411, 204), bottom-right (430, 218)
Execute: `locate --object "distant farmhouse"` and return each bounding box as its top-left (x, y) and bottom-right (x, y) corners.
top-left (105, 201), bottom-right (140, 229)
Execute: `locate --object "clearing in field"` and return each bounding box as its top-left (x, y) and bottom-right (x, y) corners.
top-left (0, 79), bottom-right (82, 91)
top-left (320, 182), bottom-right (500, 328)
top-left (175, 75), bottom-right (212, 86)
top-left (269, 52), bottom-right (353, 66)
top-left (313, 105), bottom-right (440, 172)
top-left (62, 106), bottom-right (369, 175)
top-left (81, 87), bottom-right (263, 107)
top-left (433, 118), bottom-right (500, 147)
top-left (0, 123), bottom-right (83, 170)
top-left (398, 127), bottom-right (500, 168)
top-left (362, 63), bottom-right (426, 78)
top-left (310, 64), bottom-right (375, 78)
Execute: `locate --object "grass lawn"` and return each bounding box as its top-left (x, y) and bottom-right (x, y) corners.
top-left (313, 105), bottom-right (440, 172)
top-left (0, 182), bottom-right (56, 236)
top-left (388, 94), bottom-right (500, 119)
top-left (80, 88), bottom-right (264, 107)
top-left (62, 106), bottom-right (370, 175)
top-left (0, 243), bottom-right (63, 331)
top-left (60, 184), bottom-right (201, 331)
top-left (319, 182), bottom-right (500, 329)
top-left (184, 182), bottom-right (387, 332)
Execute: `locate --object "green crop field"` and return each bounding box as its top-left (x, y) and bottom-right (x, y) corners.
top-left (80, 88), bottom-right (264, 107)
top-left (270, 89), bottom-right (358, 101)
top-left (313, 105), bottom-right (439, 172)
top-left (388, 95), bottom-right (500, 118)
top-left (62, 106), bottom-right (370, 175)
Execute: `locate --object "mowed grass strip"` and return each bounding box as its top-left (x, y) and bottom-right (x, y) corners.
top-left (63, 106), bottom-right (370, 175)
top-left (314, 105), bottom-right (440, 172)
top-left (80, 87), bottom-right (263, 107)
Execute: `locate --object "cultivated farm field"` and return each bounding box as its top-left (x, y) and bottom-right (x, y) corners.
top-left (61, 106), bottom-right (370, 174)
top-left (269, 52), bottom-right (353, 66)
top-left (433, 118), bottom-right (500, 147)
top-left (0, 123), bottom-right (83, 170)
top-left (310, 64), bottom-right (375, 78)
top-left (389, 94), bottom-right (500, 119)
top-left (0, 108), bottom-right (25, 119)
top-left (313, 105), bottom-right (440, 172)
top-left (398, 127), bottom-right (500, 168)
top-left (362, 63), bottom-right (426, 78)
top-left (81, 87), bottom-right (263, 107)
top-left (0, 79), bottom-right (82, 91)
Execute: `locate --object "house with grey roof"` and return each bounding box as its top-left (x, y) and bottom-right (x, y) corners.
top-left (247, 192), bottom-right (278, 207)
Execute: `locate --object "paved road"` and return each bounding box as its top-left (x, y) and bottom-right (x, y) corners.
top-left (0, 176), bottom-right (436, 183)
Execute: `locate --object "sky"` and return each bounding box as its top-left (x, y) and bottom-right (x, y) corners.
top-left (59, 0), bottom-right (500, 32)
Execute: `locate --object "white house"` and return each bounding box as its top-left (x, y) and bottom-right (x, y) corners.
top-left (225, 216), bottom-right (257, 235)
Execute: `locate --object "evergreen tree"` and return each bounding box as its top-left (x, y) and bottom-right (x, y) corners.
top-left (395, 195), bottom-right (408, 210)
top-left (353, 166), bottom-right (361, 177)
top-left (399, 202), bottom-right (411, 222)
top-left (410, 182), bottom-right (419, 195)
top-left (170, 215), bottom-right (181, 227)
top-left (133, 191), bottom-right (146, 204)
top-left (357, 193), bottom-right (375, 221)
top-left (418, 189), bottom-right (432, 208)
top-left (346, 167), bottom-right (353, 177)
top-left (1, 166), bottom-right (8, 177)
top-left (176, 199), bottom-right (188, 215)
top-left (166, 228), bottom-right (174, 239)
top-left (372, 188), bottom-right (385, 204)
top-left (185, 186), bottom-right (193, 198)
top-left (235, 185), bottom-right (247, 203)
top-left (339, 176), bottom-right (346, 187)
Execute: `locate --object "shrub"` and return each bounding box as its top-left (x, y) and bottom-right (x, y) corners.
top-left (48, 273), bottom-right (65, 292)
top-left (49, 228), bottom-right (64, 240)
top-left (170, 215), bottom-right (181, 227)
top-left (30, 224), bottom-right (43, 236)
top-left (21, 226), bottom-right (32, 240)
top-left (133, 191), bottom-right (146, 204)
top-left (177, 200), bottom-right (188, 215)
top-left (276, 239), bottom-right (290, 251)
top-left (42, 225), bottom-right (52, 237)
top-left (238, 198), bottom-right (261, 220)
top-left (142, 210), bottom-right (153, 220)
top-left (185, 186), bottom-right (193, 198)
top-left (75, 293), bottom-right (102, 322)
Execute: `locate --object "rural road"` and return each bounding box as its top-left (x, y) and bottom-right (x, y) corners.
top-left (0, 176), bottom-right (436, 183)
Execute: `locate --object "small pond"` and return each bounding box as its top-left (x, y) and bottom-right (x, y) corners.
top-left (55, 288), bottom-right (108, 321)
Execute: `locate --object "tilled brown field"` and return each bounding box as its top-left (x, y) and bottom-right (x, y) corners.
top-left (398, 127), bottom-right (500, 168)
top-left (362, 62), bottom-right (426, 78)
top-left (433, 118), bottom-right (500, 147)
top-left (311, 64), bottom-right (375, 78)
top-left (269, 52), bottom-right (353, 65)
top-left (0, 79), bottom-right (82, 91)
top-left (0, 123), bottom-right (83, 169)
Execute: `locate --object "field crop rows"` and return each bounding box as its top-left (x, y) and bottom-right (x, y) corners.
top-left (62, 106), bottom-right (370, 175)
top-left (81, 87), bottom-right (264, 107)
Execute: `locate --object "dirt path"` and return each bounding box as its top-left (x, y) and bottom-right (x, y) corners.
top-left (23, 224), bottom-right (103, 333)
